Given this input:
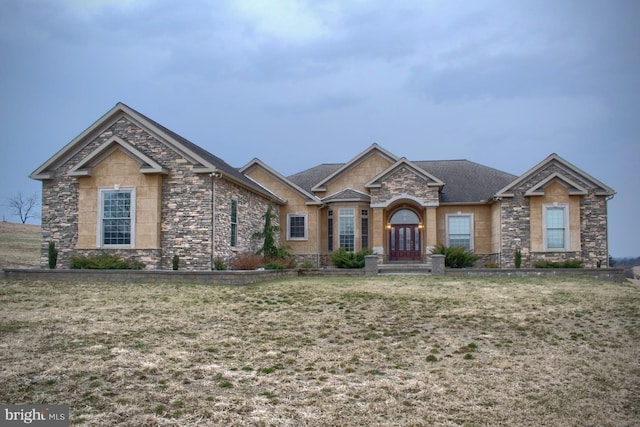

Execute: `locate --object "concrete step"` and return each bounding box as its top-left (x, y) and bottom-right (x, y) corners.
top-left (377, 263), bottom-right (433, 275)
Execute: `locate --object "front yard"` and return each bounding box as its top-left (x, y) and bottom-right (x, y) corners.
top-left (1, 276), bottom-right (638, 426)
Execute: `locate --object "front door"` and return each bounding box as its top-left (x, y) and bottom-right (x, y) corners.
top-left (389, 224), bottom-right (421, 261)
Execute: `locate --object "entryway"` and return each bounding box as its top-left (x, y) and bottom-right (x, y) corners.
top-left (388, 209), bottom-right (422, 262)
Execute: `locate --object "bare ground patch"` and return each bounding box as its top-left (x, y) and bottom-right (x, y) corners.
top-left (1, 276), bottom-right (639, 426)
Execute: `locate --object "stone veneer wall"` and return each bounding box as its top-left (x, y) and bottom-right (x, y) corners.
top-left (500, 161), bottom-right (609, 268)
top-left (40, 116), bottom-right (274, 270)
top-left (370, 167), bottom-right (439, 206)
top-left (212, 178), bottom-right (278, 265)
top-left (40, 174), bottom-right (79, 269)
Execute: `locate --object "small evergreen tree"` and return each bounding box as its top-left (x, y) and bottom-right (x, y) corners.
top-left (48, 241), bottom-right (58, 269)
top-left (515, 248), bottom-right (522, 269)
top-left (253, 202), bottom-right (280, 259)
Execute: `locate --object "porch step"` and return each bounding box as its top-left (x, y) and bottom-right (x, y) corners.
top-left (377, 263), bottom-right (433, 275)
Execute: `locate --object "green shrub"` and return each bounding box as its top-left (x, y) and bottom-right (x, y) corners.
top-left (331, 247), bottom-right (374, 268)
top-left (48, 241), bottom-right (58, 269)
top-left (533, 260), bottom-right (583, 268)
top-left (264, 260), bottom-right (286, 270)
top-left (172, 255), bottom-right (180, 271)
top-left (300, 261), bottom-right (315, 269)
top-left (213, 257), bottom-right (227, 270)
top-left (70, 254), bottom-right (144, 270)
top-left (515, 248), bottom-right (522, 269)
top-left (431, 244), bottom-right (478, 268)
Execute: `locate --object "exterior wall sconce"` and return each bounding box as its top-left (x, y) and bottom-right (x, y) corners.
top-left (418, 223), bottom-right (424, 229)
top-left (386, 223), bottom-right (392, 229)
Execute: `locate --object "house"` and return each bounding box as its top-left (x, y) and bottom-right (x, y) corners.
top-left (30, 103), bottom-right (616, 270)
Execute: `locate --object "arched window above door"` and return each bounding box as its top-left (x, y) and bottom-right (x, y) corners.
top-left (390, 209), bottom-right (419, 224)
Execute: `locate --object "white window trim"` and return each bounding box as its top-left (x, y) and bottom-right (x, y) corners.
top-left (338, 208), bottom-right (357, 252)
top-left (230, 199), bottom-right (238, 249)
top-left (445, 213), bottom-right (474, 251)
top-left (542, 203), bottom-right (570, 251)
top-left (97, 187), bottom-right (136, 248)
top-left (286, 213), bottom-right (308, 240)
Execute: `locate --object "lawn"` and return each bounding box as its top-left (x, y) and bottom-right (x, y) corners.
top-left (1, 276), bottom-right (639, 426)
top-left (0, 221), bottom-right (40, 269)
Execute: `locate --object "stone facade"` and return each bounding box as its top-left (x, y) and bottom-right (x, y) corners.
top-left (499, 160), bottom-right (610, 268)
top-left (370, 167), bottom-right (440, 206)
top-left (37, 114), bottom-right (273, 271)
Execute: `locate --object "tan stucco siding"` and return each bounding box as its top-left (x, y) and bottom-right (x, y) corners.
top-left (529, 181), bottom-right (581, 252)
top-left (244, 166), bottom-right (318, 254)
top-left (436, 205), bottom-right (493, 254)
top-left (77, 149), bottom-right (162, 249)
top-left (491, 202), bottom-right (501, 254)
top-left (322, 153), bottom-right (393, 195)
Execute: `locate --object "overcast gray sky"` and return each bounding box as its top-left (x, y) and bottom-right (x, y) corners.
top-left (1, 0), bottom-right (638, 257)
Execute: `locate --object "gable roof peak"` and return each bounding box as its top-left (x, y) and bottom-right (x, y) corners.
top-left (311, 143), bottom-right (399, 191)
top-left (495, 152), bottom-right (615, 198)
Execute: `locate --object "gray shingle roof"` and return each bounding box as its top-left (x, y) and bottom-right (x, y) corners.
top-left (287, 159), bottom-right (516, 204)
top-left (287, 164), bottom-right (344, 193)
top-left (124, 104), bottom-right (275, 198)
top-left (414, 160), bottom-right (517, 203)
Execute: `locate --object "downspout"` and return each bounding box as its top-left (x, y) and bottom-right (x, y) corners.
top-left (211, 171), bottom-right (221, 268)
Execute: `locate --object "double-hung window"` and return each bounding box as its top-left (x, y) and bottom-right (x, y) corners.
top-left (544, 204), bottom-right (568, 250)
top-left (361, 209), bottom-right (369, 249)
top-left (230, 200), bottom-right (238, 248)
top-left (287, 213), bottom-right (307, 240)
top-left (339, 208), bottom-right (355, 252)
top-left (99, 188), bottom-right (135, 247)
top-left (446, 214), bottom-right (473, 251)
top-left (327, 210), bottom-right (334, 252)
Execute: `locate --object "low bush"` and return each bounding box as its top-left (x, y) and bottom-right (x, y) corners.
top-left (533, 260), bottom-right (583, 268)
top-left (331, 247), bottom-right (374, 268)
top-left (70, 254), bottom-right (144, 270)
top-left (213, 257), bottom-right (227, 271)
top-left (431, 244), bottom-right (478, 268)
top-left (229, 253), bottom-right (264, 270)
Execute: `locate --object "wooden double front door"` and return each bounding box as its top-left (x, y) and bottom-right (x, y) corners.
top-left (388, 224), bottom-right (421, 261)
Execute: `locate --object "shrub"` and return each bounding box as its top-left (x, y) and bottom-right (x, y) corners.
top-left (172, 255), bottom-right (180, 271)
top-left (264, 260), bottom-right (286, 270)
top-left (431, 244), bottom-right (478, 268)
top-left (70, 254), bottom-right (144, 270)
top-left (331, 247), bottom-right (374, 268)
top-left (300, 261), bottom-right (315, 269)
top-left (213, 257), bottom-right (227, 270)
top-left (48, 241), bottom-right (58, 269)
top-left (229, 252), bottom-right (264, 270)
top-left (533, 260), bottom-right (583, 268)
top-left (515, 248), bottom-right (522, 269)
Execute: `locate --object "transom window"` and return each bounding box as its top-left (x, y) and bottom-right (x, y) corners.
top-left (446, 214), bottom-right (473, 250)
top-left (544, 205), bottom-right (568, 250)
top-left (287, 213), bottom-right (307, 240)
top-left (339, 208), bottom-right (355, 252)
top-left (99, 188), bottom-right (135, 247)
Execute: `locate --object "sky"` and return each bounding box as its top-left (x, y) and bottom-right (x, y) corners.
top-left (0, 0), bottom-right (638, 257)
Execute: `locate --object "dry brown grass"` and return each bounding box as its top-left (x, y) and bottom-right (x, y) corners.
top-left (1, 275), bottom-right (639, 426)
top-left (0, 221), bottom-right (40, 269)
